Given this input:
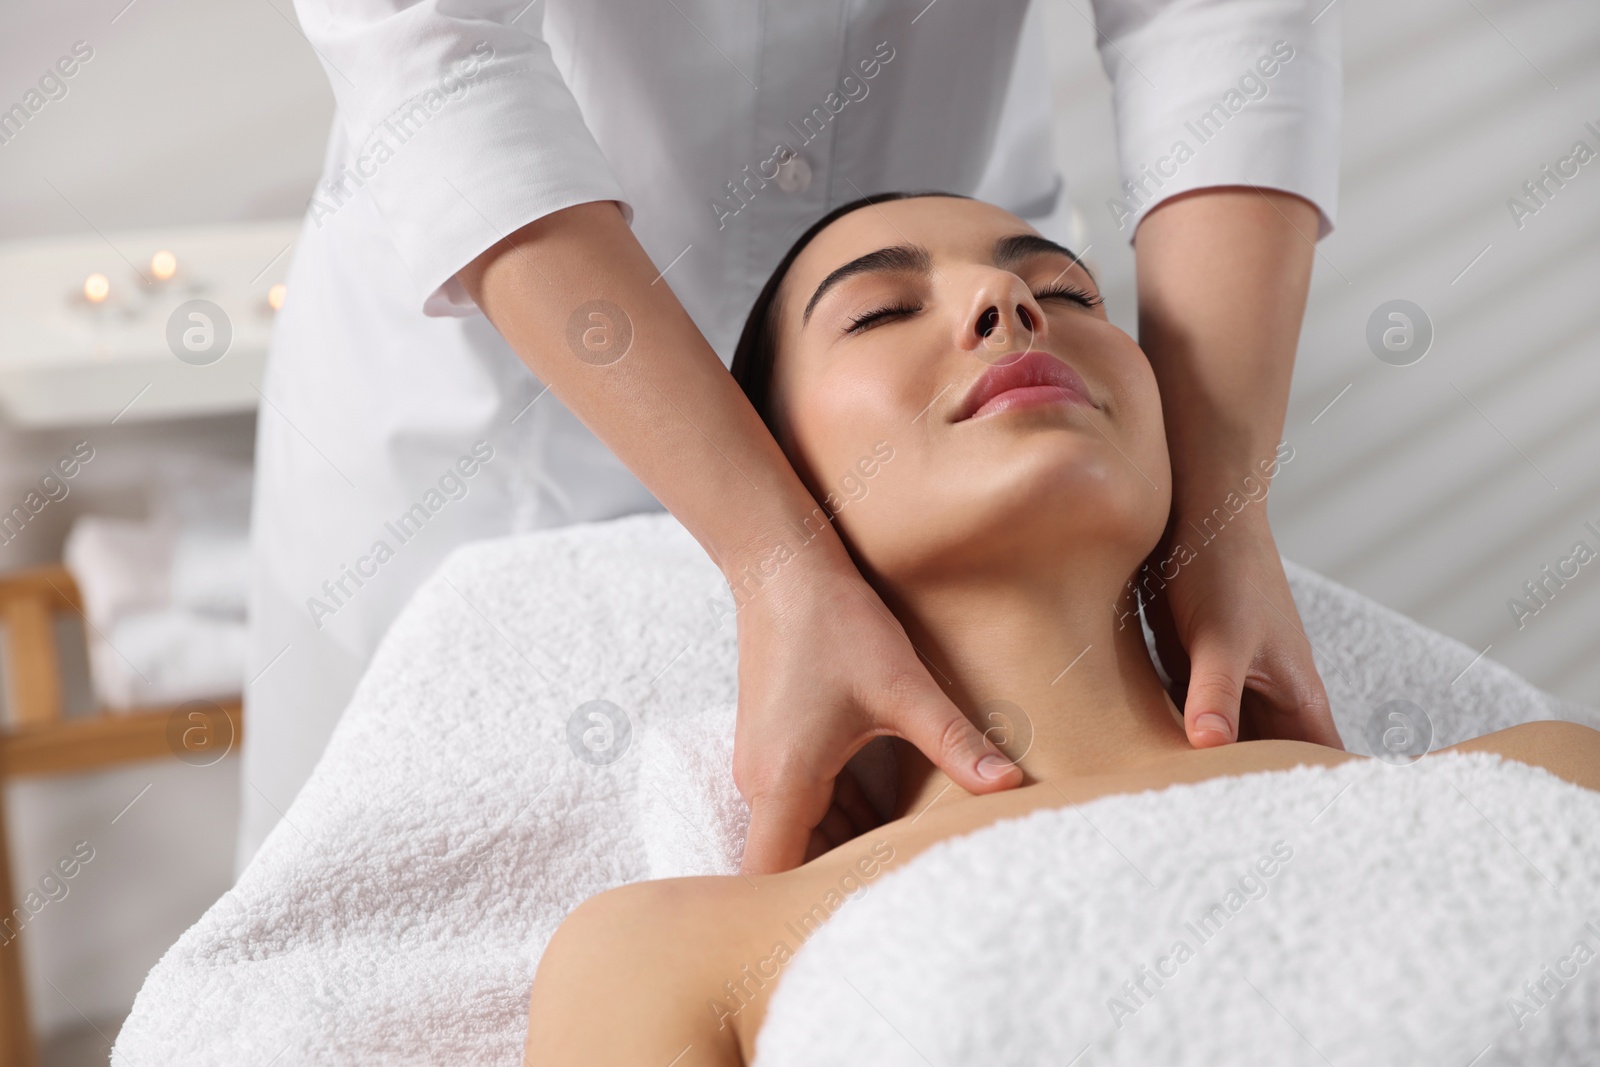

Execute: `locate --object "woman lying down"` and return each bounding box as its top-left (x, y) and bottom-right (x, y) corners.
top-left (523, 193), bottom-right (1600, 1065)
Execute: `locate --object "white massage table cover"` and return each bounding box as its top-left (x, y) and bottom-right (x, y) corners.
top-left (114, 512), bottom-right (1599, 1064)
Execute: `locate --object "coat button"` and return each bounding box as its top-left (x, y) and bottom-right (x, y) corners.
top-left (775, 153), bottom-right (812, 194)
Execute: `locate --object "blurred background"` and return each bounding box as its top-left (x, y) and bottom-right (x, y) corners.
top-left (0, 0), bottom-right (1595, 1062)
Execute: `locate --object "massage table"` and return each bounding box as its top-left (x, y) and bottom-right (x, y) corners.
top-left (113, 512), bottom-right (1600, 1064)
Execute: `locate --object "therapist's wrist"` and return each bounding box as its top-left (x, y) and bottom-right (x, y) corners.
top-left (1164, 414), bottom-right (1285, 491)
top-left (1168, 439), bottom-right (1292, 511)
top-left (716, 501), bottom-right (857, 591)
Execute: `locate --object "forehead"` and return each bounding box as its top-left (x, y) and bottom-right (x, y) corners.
top-left (780, 197), bottom-right (1038, 314)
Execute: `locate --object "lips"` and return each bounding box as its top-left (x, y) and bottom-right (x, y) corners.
top-left (952, 350), bottom-right (1096, 422)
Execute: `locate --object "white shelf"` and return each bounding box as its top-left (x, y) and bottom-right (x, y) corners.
top-left (0, 220), bottom-right (302, 427)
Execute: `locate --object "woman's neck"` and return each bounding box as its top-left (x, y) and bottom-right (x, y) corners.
top-left (879, 560), bottom-right (1194, 822)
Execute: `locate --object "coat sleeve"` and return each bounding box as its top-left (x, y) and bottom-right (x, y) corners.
top-left (292, 0), bottom-right (631, 315)
top-left (1089, 0), bottom-right (1340, 241)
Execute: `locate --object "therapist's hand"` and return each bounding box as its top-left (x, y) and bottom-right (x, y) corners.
top-left (1140, 506), bottom-right (1341, 748)
top-left (1133, 185), bottom-right (1344, 752)
top-left (730, 536), bottom-right (1023, 875)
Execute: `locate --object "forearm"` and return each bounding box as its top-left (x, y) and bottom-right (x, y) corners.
top-left (459, 200), bottom-right (840, 574)
top-left (1133, 186), bottom-right (1319, 510)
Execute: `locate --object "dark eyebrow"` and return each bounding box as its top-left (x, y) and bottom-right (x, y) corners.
top-left (802, 244), bottom-right (932, 325)
top-left (992, 233), bottom-right (1095, 284)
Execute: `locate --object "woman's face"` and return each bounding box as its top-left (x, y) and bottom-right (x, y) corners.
top-left (768, 195), bottom-right (1171, 586)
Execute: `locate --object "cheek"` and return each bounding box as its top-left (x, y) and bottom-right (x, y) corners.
top-left (1117, 358), bottom-right (1166, 452)
top-left (785, 384), bottom-right (945, 571)
top-left (828, 456), bottom-right (938, 577)
top-left (784, 374), bottom-right (900, 504)
top-left (1107, 352), bottom-right (1174, 535)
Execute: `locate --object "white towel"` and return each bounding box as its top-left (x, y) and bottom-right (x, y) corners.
top-left (94, 610), bottom-right (248, 707)
top-left (114, 512), bottom-right (1599, 1065)
top-left (61, 514), bottom-right (173, 629)
top-left (168, 528), bottom-right (252, 616)
top-left (62, 458), bottom-right (252, 709)
top-left (752, 751), bottom-right (1600, 1066)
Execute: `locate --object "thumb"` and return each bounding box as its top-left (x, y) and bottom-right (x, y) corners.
top-left (890, 682), bottom-right (1023, 795)
top-left (1181, 631), bottom-right (1249, 747)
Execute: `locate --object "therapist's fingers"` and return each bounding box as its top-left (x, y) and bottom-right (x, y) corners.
top-left (1238, 600), bottom-right (1343, 748)
top-left (830, 766), bottom-right (883, 835)
top-left (1242, 665), bottom-right (1342, 747)
top-left (803, 827), bottom-right (834, 865)
top-left (1213, 540), bottom-right (1344, 749)
top-left (735, 693), bottom-right (869, 874)
top-left (733, 553), bottom-right (1021, 874)
top-left (815, 804), bottom-right (858, 852)
top-left (739, 750), bottom-right (913, 872)
top-left (1141, 507), bottom-right (1346, 751)
top-left (741, 775), bottom-right (834, 875)
top-left (1134, 548), bottom-right (1245, 746)
top-left (1179, 626), bottom-right (1251, 747)
top-left (881, 670), bottom-right (1023, 796)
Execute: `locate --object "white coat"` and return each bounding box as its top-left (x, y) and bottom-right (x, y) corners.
top-left (240, 0), bottom-right (1340, 867)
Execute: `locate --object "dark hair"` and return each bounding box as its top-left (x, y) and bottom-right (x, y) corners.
top-left (729, 190), bottom-right (971, 436)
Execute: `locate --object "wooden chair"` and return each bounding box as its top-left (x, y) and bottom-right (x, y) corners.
top-left (0, 564), bottom-right (242, 1067)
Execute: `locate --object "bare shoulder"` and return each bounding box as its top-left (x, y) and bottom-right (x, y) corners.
top-left (1096, 738), bottom-right (1362, 793)
top-left (524, 876), bottom-right (752, 1067)
top-left (1210, 738), bottom-right (1364, 774)
top-left (1437, 720), bottom-right (1600, 792)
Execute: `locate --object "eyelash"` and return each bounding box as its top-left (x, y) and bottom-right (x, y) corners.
top-left (844, 283), bottom-right (1103, 334)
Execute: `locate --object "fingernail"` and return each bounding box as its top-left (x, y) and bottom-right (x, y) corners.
top-left (976, 754), bottom-right (1016, 780)
top-left (1194, 712), bottom-right (1232, 743)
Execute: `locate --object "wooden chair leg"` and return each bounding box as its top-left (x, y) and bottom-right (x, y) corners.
top-left (0, 778), bottom-right (37, 1067)
top-left (0, 596), bottom-right (61, 729)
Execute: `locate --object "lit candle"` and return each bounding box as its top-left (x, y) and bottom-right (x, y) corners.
top-left (151, 249), bottom-right (177, 281)
top-left (267, 283), bottom-right (287, 311)
top-left (84, 272), bottom-right (110, 304)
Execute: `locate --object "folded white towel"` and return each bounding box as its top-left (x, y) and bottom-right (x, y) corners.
top-left (114, 513), bottom-right (1599, 1065)
top-left (62, 462), bottom-right (252, 709)
top-left (168, 528), bottom-right (252, 616)
top-left (753, 751), bottom-right (1600, 1066)
top-left (92, 610), bottom-right (248, 708)
top-left (62, 514), bottom-right (173, 631)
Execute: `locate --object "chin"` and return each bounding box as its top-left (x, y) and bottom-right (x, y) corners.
top-left (857, 465), bottom-right (1162, 589)
top-left (999, 427), bottom-right (1146, 509)
top-left (834, 414), bottom-right (1171, 581)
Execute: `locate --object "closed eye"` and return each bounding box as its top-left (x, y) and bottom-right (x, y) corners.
top-left (845, 302), bottom-right (922, 334)
top-left (843, 283), bottom-right (1102, 335)
top-left (1033, 283), bottom-right (1103, 310)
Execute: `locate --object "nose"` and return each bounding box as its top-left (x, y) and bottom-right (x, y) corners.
top-left (957, 272), bottom-right (1047, 358)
